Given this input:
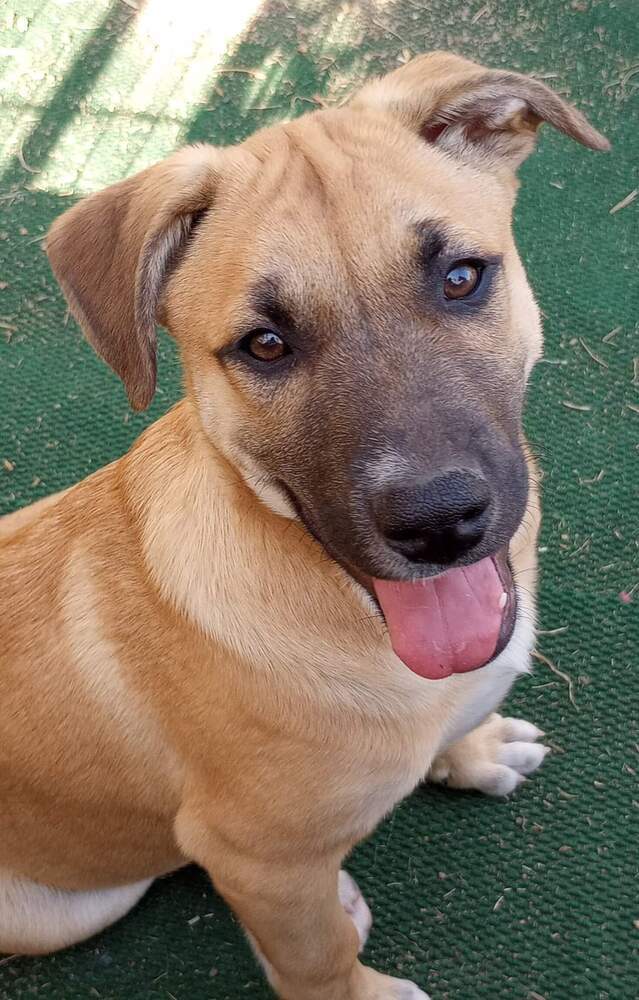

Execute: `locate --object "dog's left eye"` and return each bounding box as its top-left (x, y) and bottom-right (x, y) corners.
top-left (444, 261), bottom-right (483, 300)
top-left (239, 329), bottom-right (291, 363)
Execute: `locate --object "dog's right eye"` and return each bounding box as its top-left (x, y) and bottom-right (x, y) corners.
top-left (444, 261), bottom-right (483, 300)
top-left (238, 329), bottom-right (291, 364)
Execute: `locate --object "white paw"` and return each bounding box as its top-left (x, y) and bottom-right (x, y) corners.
top-left (472, 716), bottom-right (549, 795)
top-left (338, 870), bottom-right (372, 951)
top-left (430, 714), bottom-right (549, 796)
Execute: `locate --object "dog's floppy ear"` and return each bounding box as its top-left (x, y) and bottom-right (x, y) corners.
top-left (353, 51), bottom-right (609, 173)
top-left (46, 145), bottom-right (221, 410)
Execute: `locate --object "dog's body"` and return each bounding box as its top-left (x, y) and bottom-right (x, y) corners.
top-left (0, 53), bottom-right (606, 999)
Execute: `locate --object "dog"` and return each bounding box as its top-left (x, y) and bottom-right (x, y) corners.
top-left (0, 52), bottom-right (607, 999)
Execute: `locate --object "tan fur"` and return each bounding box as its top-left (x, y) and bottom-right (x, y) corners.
top-left (0, 53), bottom-right (606, 999)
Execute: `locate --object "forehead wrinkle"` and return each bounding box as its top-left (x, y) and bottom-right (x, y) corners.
top-left (286, 120), bottom-right (405, 328)
top-left (282, 129), bottom-right (329, 210)
top-left (239, 130), bottom-right (300, 215)
top-left (284, 114), bottom-right (358, 201)
top-left (249, 129), bottom-right (370, 333)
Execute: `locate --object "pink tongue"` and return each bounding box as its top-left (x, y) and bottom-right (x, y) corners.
top-left (373, 556), bottom-right (506, 680)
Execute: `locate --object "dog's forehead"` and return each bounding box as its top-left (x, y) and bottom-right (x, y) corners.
top-left (200, 109), bottom-right (517, 334)
top-left (228, 108), bottom-right (512, 260)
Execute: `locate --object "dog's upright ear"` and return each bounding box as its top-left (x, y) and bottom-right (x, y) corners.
top-left (353, 51), bottom-right (609, 174)
top-left (46, 145), bottom-right (221, 410)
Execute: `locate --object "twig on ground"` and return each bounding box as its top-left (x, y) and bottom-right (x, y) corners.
top-left (561, 401), bottom-right (591, 411)
top-left (610, 188), bottom-right (637, 214)
top-left (472, 5), bottom-right (489, 23)
top-left (579, 337), bottom-right (608, 369)
top-left (602, 325), bottom-right (622, 342)
top-left (17, 142), bottom-right (39, 173)
top-left (533, 650), bottom-right (578, 711)
top-left (578, 469), bottom-right (605, 485)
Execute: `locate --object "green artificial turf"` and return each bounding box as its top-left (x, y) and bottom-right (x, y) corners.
top-left (0, 1), bottom-right (637, 998)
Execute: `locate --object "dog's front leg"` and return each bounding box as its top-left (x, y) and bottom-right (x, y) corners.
top-left (176, 809), bottom-right (429, 1000)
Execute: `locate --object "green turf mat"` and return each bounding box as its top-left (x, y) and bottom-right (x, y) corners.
top-left (1, 1), bottom-right (637, 998)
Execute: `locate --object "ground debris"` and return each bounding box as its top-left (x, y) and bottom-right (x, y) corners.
top-left (602, 325), bottom-right (622, 342)
top-left (561, 400), bottom-right (591, 411)
top-left (533, 650), bottom-right (578, 710)
top-left (609, 188), bottom-right (638, 214)
top-left (579, 337), bottom-right (608, 368)
top-left (472, 5), bottom-right (489, 22)
top-left (577, 469), bottom-right (605, 485)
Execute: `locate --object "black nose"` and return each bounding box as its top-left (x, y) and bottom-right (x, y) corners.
top-left (374, 470), bottom-right (492, 565)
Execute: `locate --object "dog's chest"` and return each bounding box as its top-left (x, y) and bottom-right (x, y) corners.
top-left (310, 729), bottom-right (434, 844)
top-left (307, 617), bottom-right (534, 840)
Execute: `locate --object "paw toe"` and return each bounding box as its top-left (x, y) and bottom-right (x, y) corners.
top-left (501, 717), bottom-right (544, 743)
top-left (477, 763), bottom-right (526, 796)
top-left (498, 740), bottom-right (550, 774)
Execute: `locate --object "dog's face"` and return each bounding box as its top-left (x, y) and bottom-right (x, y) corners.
top-left (175, 112), bottom-right (535, 584)
top-left (47, 53), bottom-right (607, 677)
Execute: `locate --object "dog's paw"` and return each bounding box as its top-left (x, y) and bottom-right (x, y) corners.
top-left (339, 870), bottom-right (372, 950)
top-left (429, 713), bottom-right (549, 796)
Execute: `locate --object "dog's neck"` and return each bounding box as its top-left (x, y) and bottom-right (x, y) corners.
top-left (117, 401), bottom-right (444, 721)
top-left (121, 399), bottom-right (364, 635)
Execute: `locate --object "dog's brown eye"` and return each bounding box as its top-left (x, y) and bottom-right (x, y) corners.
top-left (444, 262), bottom-right (482, 299)
top-left (242, 329), bottom-right (289, 363)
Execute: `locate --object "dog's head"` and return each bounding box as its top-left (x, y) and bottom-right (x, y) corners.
top-left (47, 53), bottom-right (607, 679)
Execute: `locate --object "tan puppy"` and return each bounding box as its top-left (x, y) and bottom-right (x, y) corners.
top-left (0, 53), bottom-right (607, 999)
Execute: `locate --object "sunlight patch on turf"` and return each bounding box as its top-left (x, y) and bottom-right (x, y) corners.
top-left (8, 0), bottom-right (265, 195)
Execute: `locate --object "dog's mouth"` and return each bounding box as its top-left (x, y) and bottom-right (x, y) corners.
top-left (276, 480), bottom-right (516, 680)
top-left (370, 549), bottom-right (516, 680)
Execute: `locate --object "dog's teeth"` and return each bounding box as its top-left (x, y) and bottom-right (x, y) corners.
top-left (498, 591), bottom-right (508, 609)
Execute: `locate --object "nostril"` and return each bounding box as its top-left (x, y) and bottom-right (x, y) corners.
top-left (452, 510), bottom-right (488, 537)
top-left (464, 502), bottom-right (490, 522)
top-left (383, 524), bottom-right (427, 544)
top-left (448, 512), bottom-right (488, 549)
top-left (382, 503), bottom-right (487, 541)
